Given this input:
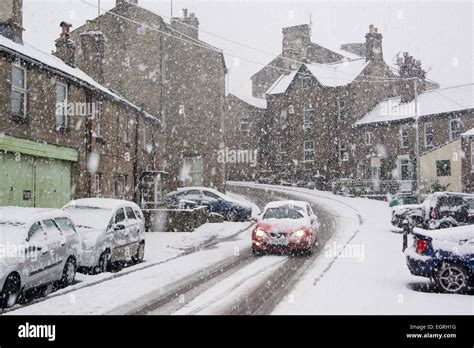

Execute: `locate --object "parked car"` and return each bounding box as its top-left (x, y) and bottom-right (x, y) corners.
top-left (465, 197), bottom-right (474, 224)
top-left (391, 203), bottom-right (424, 228)
top-left (251, 200), bottom-right (319, 255)
top-left (164, 187), bottom-right (252, 222)
top-left (63, 198), bottom-right (146, 274)
top-left (0, 208), bottom-right (81, 308)
top-left (389, 193), bottom-right (418, 207)
top-left (422, 192), bottom-right (472, 229)
top-left (405, 225), bottom-right (473, 294)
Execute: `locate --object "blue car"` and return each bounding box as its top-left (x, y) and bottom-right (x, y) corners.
top-left (405, 225), bottom-right (474, 294)
top-left (164, 187), bottom-right (252, 222)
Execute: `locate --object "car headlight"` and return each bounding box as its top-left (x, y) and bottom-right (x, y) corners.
top-left (293, 230), bottom-right (306, 238)
top-left (255, 229), bottom-right (267, 239)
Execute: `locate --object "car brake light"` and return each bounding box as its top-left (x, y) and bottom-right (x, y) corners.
top-left (415, 239), bottom-right (429, 254)
top-left (431, 208), bottom-right (439, 219)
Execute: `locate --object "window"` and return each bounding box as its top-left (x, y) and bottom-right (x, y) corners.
top-left (304, 141), bottom-right (314, 162)
top-left (55, 217), bottom-right (76, 234)
top-left (42, 219), bottom-right (62, 237)
top-left (125, 206), bottom-right (136, 220)
top-left (93, 173), bottom-right (102, 197)
top-left (55, 83), bottom-right (68, 129)
top-left (95, 102), bottom-right (102, 138)
top-left (28, 221), bottom-right (44, 241)
top-left (115, 175), bottom-right (126, 199)
top-left (424, 122), bottom-right (434, 147)
top-left (280, 142), bottom-right (287, 154)
top-left (400, 125), bottom-right (409, 148)
top-left (143, 128), bottom-right (147, 150)
top-left (183, 156), bottom-right (204, 186)
top-left (11, 65), bottom-right (26, 117)
top-left (303, 103), bottom-right (314, 130)
top-left (450, 118), bottom-right (461, 140)
top-left (339, 140), bottom-right (348, 161)
top-left (124, 114), bottom-right (129, 143)
top-left (203, 191), bottom-right (220, 200)
top-left (239, 112), bottom-right (250, 131)
top-left (383, 72), bottom-right (389, 87)
top-left (280, 109), bottom-right (288, 129)
top-left (365, 131), bottom-right (372, 146)
top-left (302, 77), bottom-right (311, 89)
top-left (115, 208), bottom-right (126, 224)
top-left (338, 100), bottom-right (348, 120)
top-left (436, 160), bottom-right (451, 177)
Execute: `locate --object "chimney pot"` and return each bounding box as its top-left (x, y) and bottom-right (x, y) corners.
top-left (369, 24), bottom-right (374, 33)
top-left (374, 27), bottom-right (378, 33)
top-left (182, 8), bottom-right (188, 18)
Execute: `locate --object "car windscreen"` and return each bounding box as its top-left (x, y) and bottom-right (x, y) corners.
top-left (63, 206), bottom-right (113, 230)
top-left (263, 206), bottom-right (304, 220)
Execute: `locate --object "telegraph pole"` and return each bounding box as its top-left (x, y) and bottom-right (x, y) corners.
top-left (414, 77), bottom-right (421, 203)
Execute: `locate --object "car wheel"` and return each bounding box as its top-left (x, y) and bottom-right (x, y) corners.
top-left (435, 263), bottom-right (469, 294)
top-left (132, 241), bottom-right (145, 263)
top-left (95, 250), bottom-right (110, 274)
top-left (59, 257), bottom-right (76, 288)
top-left (226, 209), bottom-right (238, 222)
top-left (1, 274), bottom-right (21, 309)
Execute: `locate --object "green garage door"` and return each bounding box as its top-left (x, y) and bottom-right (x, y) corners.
top-left (0, 152), bottom-right (35, 207)
top-left (0, 152), bottom-right (73, 208)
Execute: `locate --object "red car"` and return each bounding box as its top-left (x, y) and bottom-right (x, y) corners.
top-left (251, 200), bottom-right (319, 255)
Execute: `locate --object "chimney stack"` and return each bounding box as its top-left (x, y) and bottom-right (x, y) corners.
top-left (365, 24), bottom-right (383, 61)
top-left (79, 31), bottom-right (106, 84)
top-left (0, 0), bottom-right (24, 44)
top-left (54, 21), bottom-right (76, 67)
top-left (170, 8), bottom-right (199, 40)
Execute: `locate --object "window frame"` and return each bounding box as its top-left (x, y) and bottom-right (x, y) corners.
top-left (93, 173), bottom-right (102, 197)
top-left (303, 102), bottom-right (314, 130)
top-left (55, 82), bottom-right (68, 130)
top-left (303, 140), bottom-right (315, 162)
top-left (339, 140), bottom-right (349, 162)
top-left (424, 122), bottom-right (434, 148)
top-left (280, 109), bottom-right (288, 129)
top-left (11, 64), bottom-right (27, 118)
top-left (436, 160), bottom-right (452, 177)
top-left (365, 131), bottom-right (372, 146)
top-left (400, 124), bottom-right (410, 148)
top-left (95, 102), bottom-right (102, 138)
top-left (239, 112), bottom-right (250, 132)
top-left (449, 118), bottom-right (461, 140)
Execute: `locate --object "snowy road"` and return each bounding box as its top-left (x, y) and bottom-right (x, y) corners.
top-left (137, 185), bottom-right (337, 315)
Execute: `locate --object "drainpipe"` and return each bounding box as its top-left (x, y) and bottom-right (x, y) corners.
top-left (414, 78), bottom-right (421, 203)
top-left (133, 107), bottom-right (141, 205)
top-left (86, 92), bottom-right (93, 196)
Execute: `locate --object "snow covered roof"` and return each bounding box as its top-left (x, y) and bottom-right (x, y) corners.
top-left (266, 59), bottom-right (369, 95)
top-left (462, 128), bottom-right (474, 137)
top-left (266, 71), bottom-right (298, 95)
top-left (355, 83), bottom-right (474, 126)
top-left (63, 198), bottom-right (140, 211)
top-left (0, 207), bottom-right (70, 226)
top-left (317, 42), bottom-right (362, 60)
top-left (0, 36), bottom-right (160, 123)
top-left (305, 59), bottom-right (369, 87)
top-left (228, 93), bottom-right (267, 109)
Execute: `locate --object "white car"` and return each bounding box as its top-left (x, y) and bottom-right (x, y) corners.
top-left (0, 208), bottom-right (81, 308)
top-left (63, 198), bottom-right (146, 274)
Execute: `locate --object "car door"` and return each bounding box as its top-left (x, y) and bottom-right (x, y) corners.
top-left (41, 219), bottom-right (66, 282)
top-left (124, 206), bottom-right (140, 257)
top-left (23, 221), bottom-right (50, 288)
top-left (202, 191), bottom-right (222, 214)
top-left (110, 207), bottom-right (128, 262)
top-left (55, 216), bottom-right (80, 262)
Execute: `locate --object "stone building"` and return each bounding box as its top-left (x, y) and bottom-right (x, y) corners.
top-left (70, 0), bottom-right (227, 193)
top-left (258, 25), bottom-right (402, 186)
top-left (0, 1), bottom-right (163, 208)
top-left (251, 24), bottom-right (358, 99)
top-left (223, 94), bottom-right (266, 181)
top-left (354, 83), bottom-right (474, 194)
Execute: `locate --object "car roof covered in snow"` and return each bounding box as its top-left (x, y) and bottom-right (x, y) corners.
top-left (0, 36), bottom-right (160, 124)
top-left (264, 200), bottom-right (309, 211)
top-left (63, 198), bottom-right (140, 211)
top-left (0, 207), bottom-right (70, 225)
top-left (462, 127), bottom-right (474, 137)
top-left (355, 83), bottom-right (474, 126)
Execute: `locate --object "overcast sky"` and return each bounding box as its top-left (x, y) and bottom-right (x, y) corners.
top-left (23, 0), bottom-right (473, 97)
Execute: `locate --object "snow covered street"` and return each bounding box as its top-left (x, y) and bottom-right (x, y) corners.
top-left (3, 183), bottom-right (472, 316)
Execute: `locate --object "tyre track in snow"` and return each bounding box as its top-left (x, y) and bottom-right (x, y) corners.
top-left (134, 185), bottom-right (337, 315)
